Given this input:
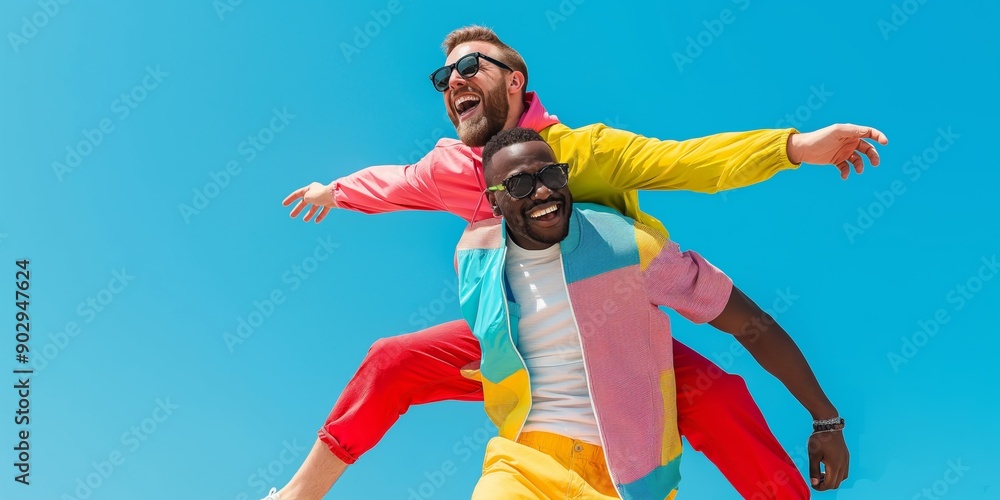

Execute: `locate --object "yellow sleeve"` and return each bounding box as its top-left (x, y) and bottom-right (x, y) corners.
top-left (589, 124), bottom-right (800, 194)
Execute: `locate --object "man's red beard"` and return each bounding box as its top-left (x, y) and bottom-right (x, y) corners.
top-left (451, 79), bottom-right (510, 147)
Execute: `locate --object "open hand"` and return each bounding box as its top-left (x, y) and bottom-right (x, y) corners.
top-left (283, 182), bottom-right (335, 223)
top-left (788, 124), bottom-right (889, 180)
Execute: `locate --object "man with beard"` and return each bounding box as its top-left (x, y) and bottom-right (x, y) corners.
top-left (269, 26), bottom-right (878, 500)
top-left (454, 128), bottom-right (845, 499)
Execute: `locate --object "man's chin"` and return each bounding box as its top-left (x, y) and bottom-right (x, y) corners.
top-left (457, 122), bottom-right (491, 147)
top-left (526, 222), bottom-right (570, 246)
top-left (458, 116), bottom-right (507, 148)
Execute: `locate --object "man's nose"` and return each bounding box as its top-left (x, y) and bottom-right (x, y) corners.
top-left (532, 182), bottom-right (553, 200)
top-left (448, 68), bottom-right (468, 90)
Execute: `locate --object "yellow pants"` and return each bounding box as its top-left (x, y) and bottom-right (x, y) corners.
top-left (471, 431), bottom-right (620, 500)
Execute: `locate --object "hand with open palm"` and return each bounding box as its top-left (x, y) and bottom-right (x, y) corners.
top-left (283, 181), bottom-right (336, 223)
top-left (788, 124), bottom-right (889, 179)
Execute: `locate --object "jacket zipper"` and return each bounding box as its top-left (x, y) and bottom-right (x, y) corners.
top-left (557, 252), bottom-right (621, 497)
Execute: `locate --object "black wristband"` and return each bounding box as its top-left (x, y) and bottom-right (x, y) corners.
top-left (812, 417), bottom-right (845, 433)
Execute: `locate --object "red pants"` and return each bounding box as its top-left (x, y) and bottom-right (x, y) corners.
top-left (319, 320), bottom-right (808, 499)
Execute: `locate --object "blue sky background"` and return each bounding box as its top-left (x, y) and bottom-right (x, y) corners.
top-left (1, 1), bottom-right (998, 499)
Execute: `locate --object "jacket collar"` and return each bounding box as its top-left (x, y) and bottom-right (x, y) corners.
top-left (517, 91), bottom-right (559, 131)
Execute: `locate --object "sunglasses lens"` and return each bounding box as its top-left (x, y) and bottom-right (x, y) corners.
top-left (431, 67), bottom-right (450, 91)
top-left (505, 174), bottom-right (535, 198)
top-left (539, 166), bottom-right (568, 190)
top-left (456, 54), bottom-right (480, 78)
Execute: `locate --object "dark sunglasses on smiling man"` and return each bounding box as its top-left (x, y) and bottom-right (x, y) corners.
top-left (487, 163), bottom-right (569, 199)
top-left (430, 52), bottom-right (513, 92)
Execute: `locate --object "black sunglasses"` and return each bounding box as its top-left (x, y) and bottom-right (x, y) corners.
top-left (487, 164), bottom-right (569, 199)
top-left (429, 52), bottom-right (513, 92)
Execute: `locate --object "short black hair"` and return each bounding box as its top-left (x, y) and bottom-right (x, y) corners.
top-left (482, 127), bottom-right (547, 179)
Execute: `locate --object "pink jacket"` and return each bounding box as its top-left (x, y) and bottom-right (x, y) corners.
top-left (330, 92), bottom-right (559, 223)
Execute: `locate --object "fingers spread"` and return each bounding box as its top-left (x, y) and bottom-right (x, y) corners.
top-left (837, 162), bottom-right (851, 180)
top-left (289, 200), bottom-right (307, 218)
top-left (849, 153), bottom-right (864, 174)
top-left (857, 139), bottom-right (881, 167)
top-left (304, 204), bottom-right (320, 222)
top-left (282, 187), bottom-right (306, 206)
top-left (315, 206), bottom-right (331, 223)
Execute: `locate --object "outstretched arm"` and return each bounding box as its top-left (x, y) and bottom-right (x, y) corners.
top-left (282, 158), bottom-right (451, 223)
top-left (282, 162), bottom-right (447, 223)
top-left (589, 123), bottom-right (888, 193)
top-left (637, 227), bottom-right (849, 491)
top-left (709, 286), bottom-right (849, 491)
top-left (709, 286), bottom-right (837, 420)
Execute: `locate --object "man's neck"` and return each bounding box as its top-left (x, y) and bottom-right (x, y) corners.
top-left (506, 230), bottom-right (555, 252)
top-left (503, 97), bottom-right (527, 131)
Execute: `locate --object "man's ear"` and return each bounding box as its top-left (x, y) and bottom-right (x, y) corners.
top-left (507, 71), bottom-right (525, 94)
top-left (485, 192), bottom-right (501, 216)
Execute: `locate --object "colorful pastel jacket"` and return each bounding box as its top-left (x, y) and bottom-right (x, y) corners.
top-left (329, 92), bottom-right (799, 233)
top-left (456, 203), bottom-right (734, 500)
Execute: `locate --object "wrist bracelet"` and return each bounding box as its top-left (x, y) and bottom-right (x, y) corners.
top-left (812, 417), bottom-right (845, 433)
top-left (812, 428), bottom-right (843, 435)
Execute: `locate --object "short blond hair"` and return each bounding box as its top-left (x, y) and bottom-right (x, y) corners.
top-left (441, 25), bottom-right (528, 91)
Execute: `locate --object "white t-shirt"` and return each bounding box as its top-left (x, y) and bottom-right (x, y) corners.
top-left (504, 239), bottom-right (601, 445)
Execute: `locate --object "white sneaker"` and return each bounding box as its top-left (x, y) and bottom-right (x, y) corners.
top-left (261, 488), bottom-right (280, 500)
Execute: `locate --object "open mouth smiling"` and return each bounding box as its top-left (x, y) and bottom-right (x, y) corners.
top-left (527, 201), bottom-right (561, 222)
top-left (454, 93), bottom-right (481, 119)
